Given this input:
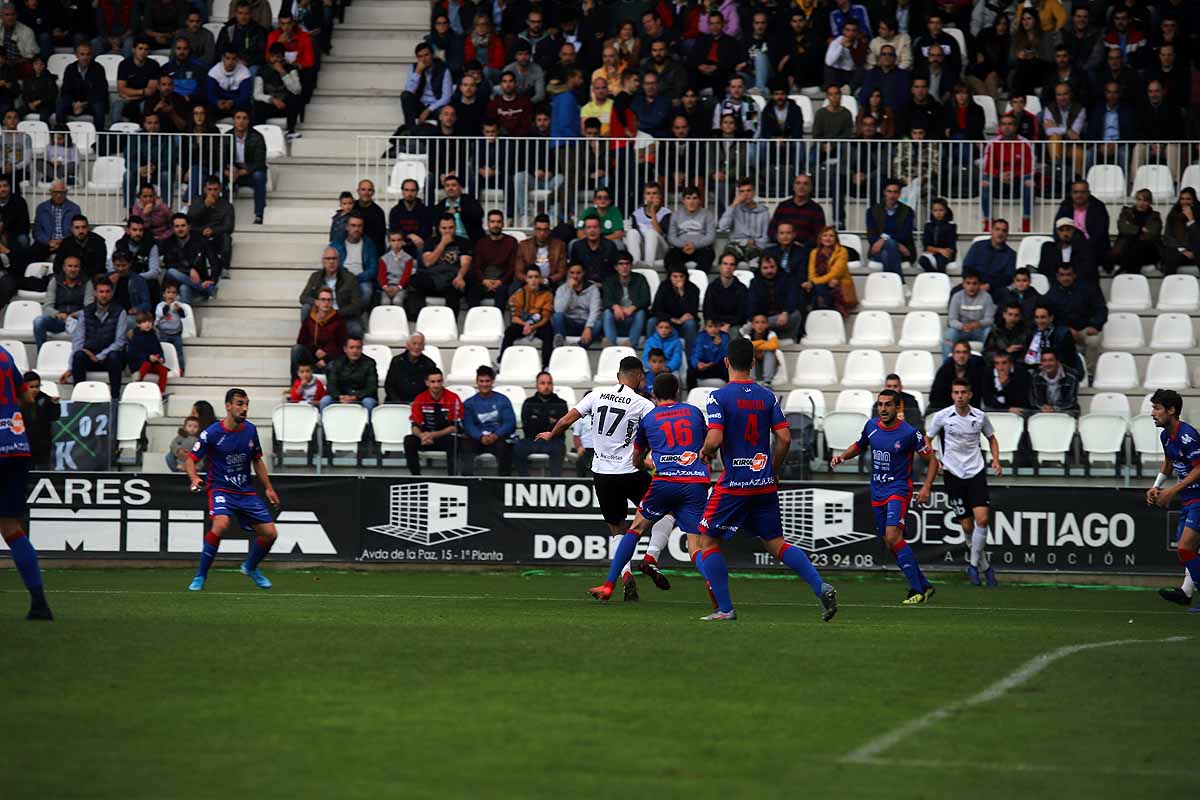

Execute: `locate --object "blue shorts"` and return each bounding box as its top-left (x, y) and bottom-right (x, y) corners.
top-left (0, 457), bottom-right (30, 518)
top-left (638, 480), bottom-right (709, 533)
top-left (209, 490), bottom-right (274, 532)
top-left (871, 495), bottom-right (911, 536)
top-left (1177, 502), bottom-right (1200, 540)
top-left (697, 488), bottom-right (783, 541)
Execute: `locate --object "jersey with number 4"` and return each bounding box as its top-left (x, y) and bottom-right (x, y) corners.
top-left (573, 383), bottom-right (655, 475)
top-left (1162, 420), bottom-right (1200, 506)
top-left (705, 380), bottom-right (788, 495)
top-left (635, 401), bottom-right (709, 482)
top-left (190, 420), bottom-right (263, 494)
top-left (0, 344), bottom-right (29, 458)
top-left (856, 418), bottom-right (930, 505)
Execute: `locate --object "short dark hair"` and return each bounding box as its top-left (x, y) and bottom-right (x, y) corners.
top-left (533, 213), bottom-right (551, 225)
top-left (727, 338), bottom-right (754, 372)
top-left (171, 212), bottom-right (188, 223)
top-left (618, 356), bottom-right (644, 376)
top-left (93, 275), bottom-right (113, 289)
top-left (653, 372), bottom-right (680, 401)
top-left (1152, 389), bottom-right (1183, 416)
top-left (951, 378), bottom-right (973, 391)
top-left (1014, 267), bottom-right (1031, 279)
top-left (476, 365), bottom-right (496, 380)
top-left (878, 389), bottom-right (900, 403)
top-left (487, 209), bottom-right (504, 220)
top-left (885, 373), bottom-right (901, 383)
top-left (437, 213), bottom-right (456, 224)
top-left (71, 213), bottom-right (88, 225)
top-left (22, 370), bottom-right (38, 383)
top-left (647, 348), bottom-right (665, 361)
top-left (962, 269), bottom-right (981, 281)
top-left (225, 387), bottom-right (248, 404)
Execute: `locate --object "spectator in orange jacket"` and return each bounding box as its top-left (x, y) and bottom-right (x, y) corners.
top-left (290, 287), bottom-right (347, 378)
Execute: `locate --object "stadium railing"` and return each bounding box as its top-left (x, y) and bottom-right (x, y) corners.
top-left (355, 135), bottom-right (1198, 236)
top-left (3, 129), bottom-right (236, 225)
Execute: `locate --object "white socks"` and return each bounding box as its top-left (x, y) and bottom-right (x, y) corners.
top-left (646, 516), bottom-right (674, 562)
top-left (970, 527), bottom-right (990, 571)
top-left (1183, 570), bottom-right (1195, 598)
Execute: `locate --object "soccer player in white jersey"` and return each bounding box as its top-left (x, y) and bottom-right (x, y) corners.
top-left (925, 378), bottom-right (1002, 586)
top-left (537, 356), bottom-right (674, 600)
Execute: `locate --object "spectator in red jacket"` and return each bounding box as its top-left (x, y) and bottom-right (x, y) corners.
top-left (288, 361), bottom-right (326, 406)
top-left (980, 114), bottom-right (1035, 231)
top-left (405, 369), bottom-right (463, 475)
top-left (290, 287), bottom-right (347, 378)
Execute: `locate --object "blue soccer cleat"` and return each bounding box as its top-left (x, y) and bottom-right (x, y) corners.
top-left (188, 576), bottom-right (205, 591)
top-left (984, 567), bottom-right (998, 587)
top-left (967, 565), bottom-right (981, 586)
top-left (1189, 603), bottom-right (1200, 614)
top-left (240, 564), bottom-right (272, 589)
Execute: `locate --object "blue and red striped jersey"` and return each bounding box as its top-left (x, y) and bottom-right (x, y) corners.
top-left (855, 418), bottom-right (929, 505)
top-left (635, 401), bottom-right (709, 482)
top-left (705, 380), bottom-right (787, 494)
top-left (190, 419), bottom-right (262, 494)
top-left (0, 344), bottom-right (29, 458)
top-left (1161, 420), bottom-right (1200, 505)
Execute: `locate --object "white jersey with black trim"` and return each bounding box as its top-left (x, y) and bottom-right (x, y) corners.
top-left (926, 404), bottom-right (994, 479)
top-left (573, 383), bottom-right (655, 475)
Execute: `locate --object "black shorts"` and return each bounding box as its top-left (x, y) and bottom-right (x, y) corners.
top-left (943, 468), bottom-right (990, 522)
top-left (593, 470), bottom-right (653, 525)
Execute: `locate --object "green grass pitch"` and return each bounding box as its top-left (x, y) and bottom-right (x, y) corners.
top-left (0, 568), bottom-right (1191, 799)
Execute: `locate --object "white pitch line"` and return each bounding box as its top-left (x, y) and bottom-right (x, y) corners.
top-left (842, 635), bottom-right (1191, 764)
top-left (0, 587), bottom-right (1190, 616)
top-left (851, 755), bottom-right (1188, 780)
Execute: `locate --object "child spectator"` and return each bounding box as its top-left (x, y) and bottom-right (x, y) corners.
top-left (642, 317), bottom-right (683, 375)
top-left (154, 282), bottom-right (187, 375)
top-left (377, 229), bottom-right (415, 307)
top-left (918, 198), bottom-right (957, 273)
top-left (643, 347), bottom-right (670, 397)
top-left (747, 312), bottom-right (781, 387)
top-left (288, 360), bottom-right (327, 406)
top-left (166, 415), bottom-right (201, 472)
top-left (129, 311), bottom-right (169, 391)
top-left (688, 317), bottom-right (730, 388)
top-left (329, 191), bottom-right (354, 244)
top-left (43, 126), bottom-right (79, 185)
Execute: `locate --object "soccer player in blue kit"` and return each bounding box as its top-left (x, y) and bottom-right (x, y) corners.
top-left (831, 389), bottom-right (939, 605)
top-left (186, 388), bottom-right (281, 591)
top-left (1146, 388), bottom-right (1200, 613)
top-left (589, 372), bottom-right (709, 602)
top-left (0, 344), bottom-right (52, 619)
top-left (694, 339), bottom-right (838, 622)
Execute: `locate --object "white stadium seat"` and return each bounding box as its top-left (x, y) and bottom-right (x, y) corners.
top-left (65, 120), bottom-right (96, 156)
top-left (115, 402), bottom-right (147, 454)
top-left (784, 389), bottom-right (826, 428)
top-left (733, 269), bottom-right (753, 289)
top-left (1143, 352), bottom-right (1190, 390)
top-left (897, 311), bottom-right (941, 349)
top-left (593, 346), bottom-right (636, 384)
top-left (1091, 352), bottom-right (1139, 391)
top-left (46, 53), bottom-right (73, 81)
top-left (321, 404), bottom-right (368, 455)
top-left (161, 342), bottom-right (181, 377)
top-left (1089, 392), bottom-right (1131, 419)
top-left (120, 381), bottom-right (163, 418)
top-left (834, 389), bottom-right (874, 417)
top-left (423, 345), bottom-right (443, 370)
top-left (1078, 413), bottom-right (1128, 464)
top-left (791, 349), bottom-right (838, 388)
top-left (1016, 236), bottom-right (1051, 271)
top-left (823, 411), bottom-right (867, 452)
top-left (1138, 393), bottom-right (1155, 416)
top-left (17, 262), bottom-right (52, 302)
top-left (387, 156), bottom-right (428, 196)
top-left (556, 386), bottom-right (578, 407)
top-left (458, 306), bottom-right (504, 346)
top-left (447, 384), bottom-right (475, 402)
top-left (859, 272), bottom-right (905, 309)
top-left (0, 300), bottom-right (41, 338)
top-left (495, 385), bottom-right (526, 421)
top-left (547, 347), bottom-right (592, 387)
top-left (840, 349), bottom-right (886, 389)
top-left (688, 269), bottom-right (708, 304)
top-left (1027, 413), bottom-right (1077, 463)
top-left (1086, 164), bottom-right (1126, 204)
top-left (446, 345), bottom-right (493, 384)
top-left (790, 94), bottom-right (815, 134)
top-left (893, 350), bottom-right (935, 392)
top-left (364, 306), bottom-right (410, 345)
top-left (362, 345), bottom-right (392, 385)
top-left (0, 341), bottom-right (27, 374)
top-left (496, 346), bottom-right (542, 385)
top-left (800, 310), bottom-right (846, 346)
top-left (634, 268), bottom-right (660, 299)
top-left (907, 272), bottom-right (950, 310)
top-left (415, 306), bottom-right (458, 345)
top-left (39, 381), bottom-right (59, 398)
top-left (96, 53), bottom-right (123, 90)
top-left (1156, 275), bottom-right (1200, 312)
top-left (1181, 165), bottom-right (1200, 196)
top-left (1107, 274), bottom-right (1152, 312)
top-left (973, 94), bottom-right (998, 135)
top-left (177, 302), bottom-right (198, 339)
top-left (1129, 414), bottom-right (1161, 462)
top-left (988, 413), bottom-right (1024, 462)
top-left (17, 120), bottom-right (47, 155)
top-left (1132, 164), bottom-right (1175, 200)
top-left (840, 233), bottom-right (865, 269)
top-left (35, 341), bottom-right (71, 376)
top-left (1149, 314), bottom-right (1194, 350)
top-left (88, 156), bottom-right (126, 193)
top-left (848, 311), bottom-right (895, 347)
top-left (254, 124), bottom-right (286, 161)
top-left (72, 381), bottom-right (111, 403)
top-left (1030, 273), bottom-right (1050, 294)
top-left (1100, 312), bottom-right (1144, 350)
top-left (370, 405), bottom-right (411, 455)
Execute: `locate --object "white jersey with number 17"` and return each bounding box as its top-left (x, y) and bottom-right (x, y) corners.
top-left (573, 383), bottom-right (655, 475)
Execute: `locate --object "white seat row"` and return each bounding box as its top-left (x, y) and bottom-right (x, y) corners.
top-left (803, 308), bottom-right (945, 349)
top-left (1092, 351), bottom-right (1191, 391)
top-left (1101, 313), bottom-right (1196, 351)
top-left (0, 300), bottom-right (197, 340)
top-left (791, 347), bottom-right (936, 391)
top-left (1109, 274), bottom-right (1200, 313)
top-left (364, 305), bottom-right (507, 347)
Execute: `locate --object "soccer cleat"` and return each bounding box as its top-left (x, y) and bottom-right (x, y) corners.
top-left (984, 568), bottom-right (998, 587)
top-left (587, 583), bottom-right (613, 602)
top-left (967, 564), bottom-right (981, 586)
top-left (700, 609), bottom-right (737, 621)
top-left (639, 558), bottom-right (671, 590)
top-left (240, 564), bottom-right (272, 589)
top-left (818, 583), bottom-right (838, 622)
top-left (902, 589), bottom-right (926, 605)
top-left (622, 573), bottom-right (639, 602)
top-left (922, 584), bottom-right (937, 602)
top-left (26, 603), bottom-right (53, 621)
top-left (1160, 587), bottom-right (1192, 606)
top-left (188, 576), bottom-right (205, 592)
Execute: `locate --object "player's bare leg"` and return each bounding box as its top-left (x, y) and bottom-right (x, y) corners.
top-left (189, 514), bottom-right (232, 591)
top-left (590, 518), bottom-right (646, 602)
top-left (1, 517), bottom-right (51, 620)
top-left (694, 533), bottom-right (736, 620)
top-left (240, 522), bottom-right (278, 589)
top-left (761, 536), bottom-right (838, 622)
